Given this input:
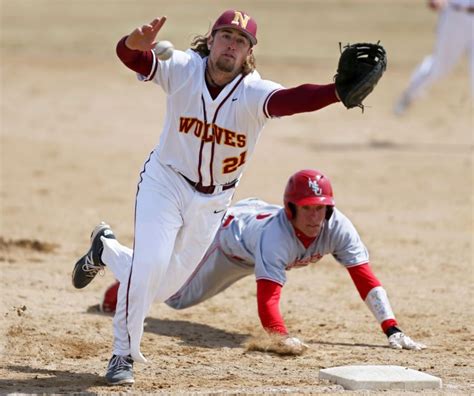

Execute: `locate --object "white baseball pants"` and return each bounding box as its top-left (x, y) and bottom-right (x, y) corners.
top-left (403, 6), bottom-right (474, 100)
top-left (102, 153), bottom-right (234, 363)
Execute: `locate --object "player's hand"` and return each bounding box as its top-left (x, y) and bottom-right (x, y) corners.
top-left (388, 332), bottom-right (426, 351)
top-left (125, 17), bottom-right (167, 51)
top-left (279, 336), bottom-right (309, 355)
top-left (245, 333), bottom-right (309, 356)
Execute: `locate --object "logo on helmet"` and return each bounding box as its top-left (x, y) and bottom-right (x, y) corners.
top-left (308, 176), bottom-right (323, 196)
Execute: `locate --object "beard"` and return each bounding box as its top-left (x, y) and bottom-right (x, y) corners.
top-left (215, 56), bottom-right (237, 73)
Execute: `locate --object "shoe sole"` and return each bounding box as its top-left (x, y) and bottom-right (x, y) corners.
top-left (90, 222), bottom-right (113, 244)
top-left (71, 254), bottom-right (89, 289)
top-left (71, 222), bottom-right (113, 289)
top-left (106, 378), bottom-right (135, 386)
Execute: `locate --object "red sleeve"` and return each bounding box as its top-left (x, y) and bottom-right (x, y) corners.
top-left (116, 35), bottom-right (155, 77)
top-left (381, 318), bottom-right (398, 333)
top-left (347, 262), bottom-right (381, 300)
top-left (266, 83), bottom-right (339, 117)
top-left (256, 279), bottom-right (288, 335)
top-left (347, 263), bottom-right (398, 332)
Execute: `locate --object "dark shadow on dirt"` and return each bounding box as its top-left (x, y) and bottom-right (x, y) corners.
top-left (144, 317), bottom-right (250, 349)
top-left (85, 306), bottom-right (249, 348)
top-left (311, 340), bottom-right (387, 348)
top-left (0, 365), bottom-right (107, 394)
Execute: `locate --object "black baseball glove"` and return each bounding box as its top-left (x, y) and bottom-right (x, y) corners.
top-left (334, 42), bottom-right (387, 111)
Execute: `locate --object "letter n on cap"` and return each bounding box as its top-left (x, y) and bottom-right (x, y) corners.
top-left (232, 11), bottom-right (250, 28)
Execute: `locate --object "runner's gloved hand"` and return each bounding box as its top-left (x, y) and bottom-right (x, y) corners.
top-left (386, 326), bottom-right (426, 350)
top-left (280, 336), bottom-right (309, 354)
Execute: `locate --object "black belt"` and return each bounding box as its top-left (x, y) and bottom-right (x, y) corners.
top-left (180, 173), bottom-right (237, 194)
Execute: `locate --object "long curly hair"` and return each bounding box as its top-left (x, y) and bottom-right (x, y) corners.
top-left (190, 33), bottom-right (256, 76)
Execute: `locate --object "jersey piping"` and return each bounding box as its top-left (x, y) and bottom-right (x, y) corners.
top-left (144, 51), bottom-right (158, 82)
top-left (198, 74), bottom-right (245, 186)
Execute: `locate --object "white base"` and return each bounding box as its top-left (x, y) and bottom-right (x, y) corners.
top-left (319, 365), bottom-right (442, 391)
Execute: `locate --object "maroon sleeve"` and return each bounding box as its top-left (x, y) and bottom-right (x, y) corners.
top-left (116, 35), bottom-right (155, 77)
top-left (266, 83), bottom-right (340, 117)
top-left (257, 279), bottom-right (288, 335)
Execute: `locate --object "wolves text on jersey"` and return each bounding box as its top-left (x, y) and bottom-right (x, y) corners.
top-left (179, 117), bottom-right (246, 148)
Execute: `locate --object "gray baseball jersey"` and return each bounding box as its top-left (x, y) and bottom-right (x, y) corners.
top-left (223, 198), bottom-right (369, 285)
top-left (166, 198), bottom-right (368, 309)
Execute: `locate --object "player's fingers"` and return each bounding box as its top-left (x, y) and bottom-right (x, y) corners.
top-left (152, 16), bottom-right (167, 31)
top-left (389, 341), bottom-right (402, 349)
top-left (408, 342), bottom-right (426, 351)
top-left (142, 24), bottom-right (154, 34)
top-left (131, 27), bottom-right (145, 37)
top-left (148, 17), bottom-right (166, 34)
top-left (402, 336), bottom-right (426, 351)
top-left (148, 17), bottom-right (160, 27)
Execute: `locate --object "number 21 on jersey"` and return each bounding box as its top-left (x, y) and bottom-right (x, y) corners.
top-left (223, 151), bottom-right (247, 174)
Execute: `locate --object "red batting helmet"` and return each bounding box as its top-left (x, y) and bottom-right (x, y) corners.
top-left (212, 10), bottom-right (258, 45)
top-left (284, 169), bottom-right (335, 219)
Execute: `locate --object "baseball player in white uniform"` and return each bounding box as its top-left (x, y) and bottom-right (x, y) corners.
top-left (394, 0), bottom-right (474, 114)
top-left (71, 9), bottom-right (381, 385)
top-left (86, 170), bottom-right (425, 363)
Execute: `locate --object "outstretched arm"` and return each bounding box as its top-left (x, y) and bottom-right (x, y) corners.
top-left (269, 41), bottom-right (385, 115)
top-left (125, 17), bottom-right (167, 51)
top-left (266, 84), bottom-right (340, 117)
top-left (347, 263), bottom-right (426, 350)
top-left (116, 17), bottom-right (167, 77)
top-left (257, 279), bottom-right (287, 334)
top-left (256, 279), bottom-right (308, 354)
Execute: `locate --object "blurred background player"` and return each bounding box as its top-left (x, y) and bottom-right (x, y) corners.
top-left (91, 169), bottom-right (426, 355)
top-left (394, 0), bottom-right (474, 114)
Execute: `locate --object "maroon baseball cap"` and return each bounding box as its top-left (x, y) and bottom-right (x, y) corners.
top-left (212, 10), bottom-right (257, 46)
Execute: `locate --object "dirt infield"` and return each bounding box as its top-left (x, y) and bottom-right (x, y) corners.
top-left (1, 0), bottom-right (472, 393)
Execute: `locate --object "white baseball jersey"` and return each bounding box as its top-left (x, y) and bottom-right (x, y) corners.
top-left (144, 49), bottom-right (282, 186)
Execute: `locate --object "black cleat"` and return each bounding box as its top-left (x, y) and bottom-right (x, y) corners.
top-left (71, 222), bottom-right (115, 289)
